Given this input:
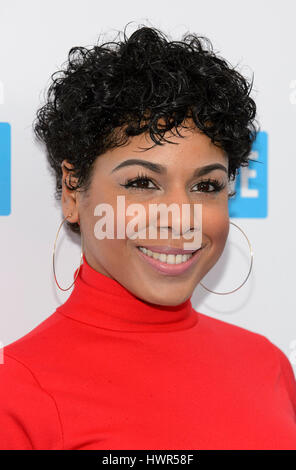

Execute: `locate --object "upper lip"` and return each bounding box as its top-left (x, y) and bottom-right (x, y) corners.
top-left (136, 244), bottom-right (202, 255)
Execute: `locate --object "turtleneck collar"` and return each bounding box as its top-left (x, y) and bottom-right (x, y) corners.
top-left (55, 253), bottom-right (199, 333)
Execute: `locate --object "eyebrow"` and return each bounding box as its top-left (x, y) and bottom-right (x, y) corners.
top-left (110, 159), bottom-right (228, 177)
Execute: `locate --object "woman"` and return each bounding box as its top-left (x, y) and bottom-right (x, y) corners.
top-left (1, 24), bottom-right (295, 450)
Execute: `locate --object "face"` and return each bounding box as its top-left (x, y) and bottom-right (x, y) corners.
top-left (61, 120), bottom-right (230, 306)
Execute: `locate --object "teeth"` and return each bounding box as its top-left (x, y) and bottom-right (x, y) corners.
top-left (138, 247), bottom-right (194, 264)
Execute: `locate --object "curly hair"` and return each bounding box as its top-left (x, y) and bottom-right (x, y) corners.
top-left (33, 22), bottom-right (259, 234)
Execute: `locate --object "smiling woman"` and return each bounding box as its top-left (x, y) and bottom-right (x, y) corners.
top-left (1, 23), bottom-right (296, 450)
top-left (60, 125), bottom-right (232, 305)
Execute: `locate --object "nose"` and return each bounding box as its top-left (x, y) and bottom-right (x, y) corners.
top-left (153, 186), bottom-right (201, 237)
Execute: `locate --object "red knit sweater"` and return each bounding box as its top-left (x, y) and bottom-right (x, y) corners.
top-left (1, 254), bottom-right (296, 450)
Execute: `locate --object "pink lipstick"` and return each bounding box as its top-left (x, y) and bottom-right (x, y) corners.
top-left (136, 245), bottom-right (204, 276)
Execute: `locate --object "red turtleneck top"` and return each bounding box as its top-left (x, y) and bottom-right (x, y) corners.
top-left (1, 254), bottom-right (296, 450)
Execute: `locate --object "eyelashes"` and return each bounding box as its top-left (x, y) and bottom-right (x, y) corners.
top-left (119, 171), bottom-right (227, 194)
top-left (120, 174), bottom-right (158, 191)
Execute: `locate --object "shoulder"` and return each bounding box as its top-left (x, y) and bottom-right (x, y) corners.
top-left (195, 308), bottom-right (269, 344)
top-left (0, 353), bottom-right (64, 449)
top-left (4, 310), bottom-right (69, 363)
top-left (194, 309), bottom-right (290, 364)
top-left (0, 352), bottom-right (55, 404)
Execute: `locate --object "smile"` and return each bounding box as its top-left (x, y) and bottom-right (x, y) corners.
top-left (137, 246), bottom-right (196, 264)
top-left (136, 245), bottom-right (204, 276)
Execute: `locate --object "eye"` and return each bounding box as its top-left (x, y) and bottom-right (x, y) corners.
top-left (119, 174), bottom-right (226, 193)
top-left (120, 173), bottom-right (159, 191)
top-left (191, 178), bottom-right (226, 193)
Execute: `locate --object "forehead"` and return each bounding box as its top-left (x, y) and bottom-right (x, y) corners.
top-left (94, 123), bottom-right (228, 175)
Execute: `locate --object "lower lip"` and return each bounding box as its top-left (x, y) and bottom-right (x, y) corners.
top-left (136, 246), bottom-right (203, 276)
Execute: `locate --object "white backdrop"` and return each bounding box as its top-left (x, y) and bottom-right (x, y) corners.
top-left (1, 0), bottom-right (295, 374)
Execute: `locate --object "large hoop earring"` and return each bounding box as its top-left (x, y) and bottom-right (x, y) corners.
top-left (199, 221), bottom-right (253, 295)
top-left (53, 213), bottom-right (83, 291)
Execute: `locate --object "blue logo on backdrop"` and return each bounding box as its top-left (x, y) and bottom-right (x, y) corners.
top-left (229, 131), bottom-right (268, 218)
top-left (0, 122), bottom-right (11, 215)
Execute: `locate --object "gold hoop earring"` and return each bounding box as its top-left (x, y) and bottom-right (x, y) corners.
top-left (53, 213), bottom-right (83, 291)
top-left (199, 221), bottom-right (253, 295)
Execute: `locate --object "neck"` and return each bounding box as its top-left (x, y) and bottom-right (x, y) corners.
top-left (55, 253), bottom-right (199, 333)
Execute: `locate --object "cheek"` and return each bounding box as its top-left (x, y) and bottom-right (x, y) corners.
top-left (204, 206), bottom-right (229, 248)
top-left (200, 208), bottom-right (229, 274)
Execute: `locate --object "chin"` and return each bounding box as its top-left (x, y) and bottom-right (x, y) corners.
top-left (143, 289), bottom-right (190, 307)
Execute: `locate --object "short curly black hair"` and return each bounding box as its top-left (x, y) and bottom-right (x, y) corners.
top-left (33, 22), bottom-right (259, 234)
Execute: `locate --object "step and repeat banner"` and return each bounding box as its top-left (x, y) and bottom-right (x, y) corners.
top-left (0, 1), bottom-right (295, 374)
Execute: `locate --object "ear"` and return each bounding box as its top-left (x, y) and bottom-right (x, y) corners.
top-left (61, 159), bottom-right (80, 224)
